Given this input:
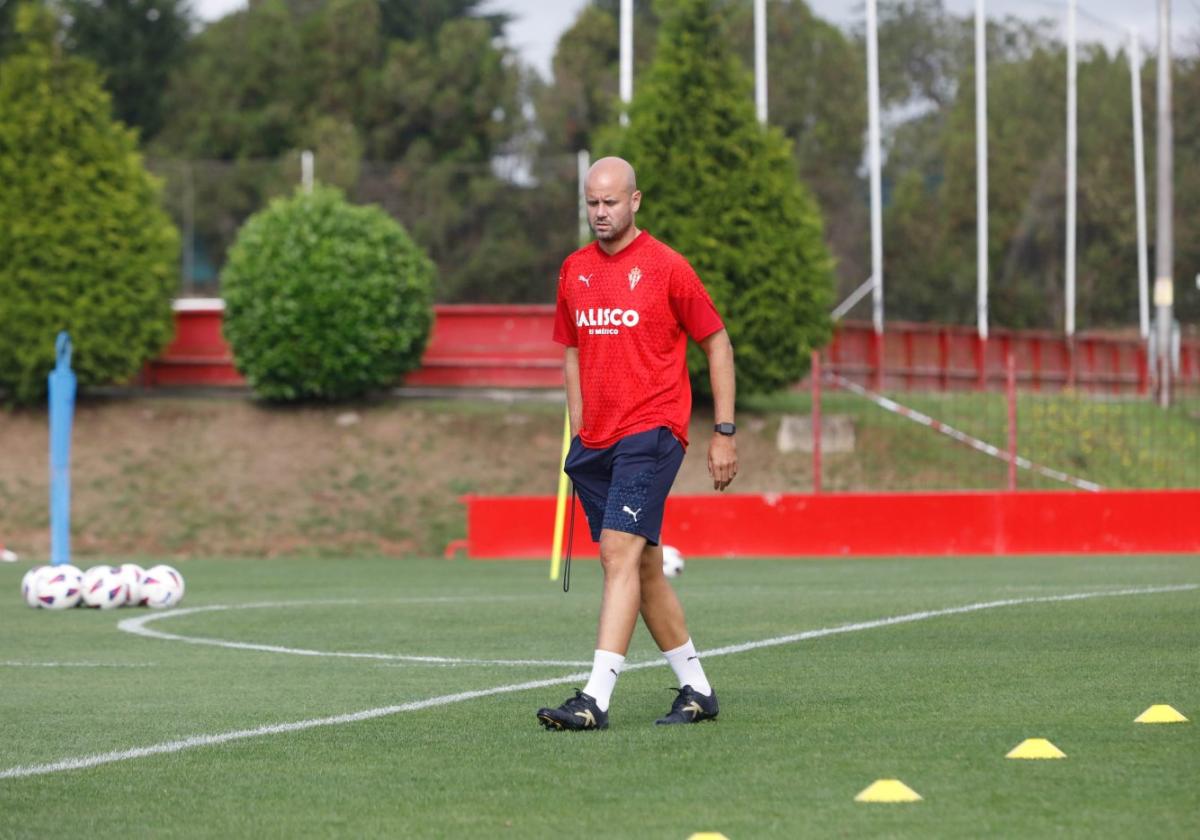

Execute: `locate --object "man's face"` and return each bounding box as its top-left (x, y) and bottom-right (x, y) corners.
top-left (586, 174), bottom-right (641, 242)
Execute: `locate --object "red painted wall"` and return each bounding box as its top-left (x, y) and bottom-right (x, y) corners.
top-left (146, 301), bottom-right (1199, 392)
top-left (460, 491), bottom-right (1200, 558)
top-left (143, 300), bottom-right (245, 387)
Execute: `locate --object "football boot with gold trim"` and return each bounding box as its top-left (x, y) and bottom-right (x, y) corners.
top-left (536, 690), bottom-right (609, 731)
top-left (655, 685), bottom-right (719, 725)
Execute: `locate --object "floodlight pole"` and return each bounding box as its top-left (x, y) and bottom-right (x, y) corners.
top-left (578, 150), bottom-right (591, 246)
top-left (1155, 0), bottom-right (1175, 408)
top-left (754, 0), bottom-right (768, 124)
top-left (301, 150), bottom-right (314, 193)
top-left (1065, 0), bottom-right (1077, 340)
top-left (1130, 29), bottom-right (1150, 342)
top-left (975, 0), bottom-right (989, 341)
top-left (866, 0), bottom-right (884, 339)
top-left (619, 0), bottom-right (633, 125)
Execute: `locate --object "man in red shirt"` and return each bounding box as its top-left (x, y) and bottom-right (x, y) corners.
top-left (536, 157), bottom-right (737, 731)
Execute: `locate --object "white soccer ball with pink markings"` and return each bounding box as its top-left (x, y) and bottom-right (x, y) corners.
top-left (662, 545), bottom-right (685, 578)
top-left (81, 565), bottom-right (129, 610)
top-left (140, 564), bottom-right (185, 609)
top-left (118, 563), bottom-right (146, 606)
top-left (33, 565), bottom-right (84, 610)
top-left (21, 565), bottom-right (47, 608)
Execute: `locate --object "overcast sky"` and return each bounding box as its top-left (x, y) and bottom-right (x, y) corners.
top-left (194, 1), bottom-right (1200, 80)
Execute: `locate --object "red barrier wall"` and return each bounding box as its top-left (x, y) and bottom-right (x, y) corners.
top-left (147, 301), bottom-right (1199, 392)
top-left (143, 300), bottom-right (245, 387)
top-left (403, 304), bottom-right (561, 388)
top-left (460, 491), bottom-right (1200, 558)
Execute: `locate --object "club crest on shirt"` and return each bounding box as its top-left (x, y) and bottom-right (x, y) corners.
top-left (628, 267), bottom-right (642, 291)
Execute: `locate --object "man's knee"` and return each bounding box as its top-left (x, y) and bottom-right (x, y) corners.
top-left (599, 529), bottom-right (646, 574)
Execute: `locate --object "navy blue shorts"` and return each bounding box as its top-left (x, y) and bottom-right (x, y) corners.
top-left (564, 426), bottom-right (685, 546)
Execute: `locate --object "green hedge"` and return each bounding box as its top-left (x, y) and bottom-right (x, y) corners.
top-left (221, 186), bottom-right (435, 401)
top-left (0, 8), bottom-right (178, 404)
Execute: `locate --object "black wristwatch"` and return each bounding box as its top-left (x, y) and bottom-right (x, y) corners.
top-left (713, 423), bottom-right (736, 436)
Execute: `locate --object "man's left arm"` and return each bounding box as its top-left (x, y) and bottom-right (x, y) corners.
top-left (700, 328), bottom-right (737, 491)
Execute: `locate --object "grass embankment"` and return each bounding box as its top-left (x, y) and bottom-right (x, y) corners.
top-left (0, 391), bottom-right (1196, 558)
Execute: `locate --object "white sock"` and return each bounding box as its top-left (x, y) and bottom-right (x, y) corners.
top-left (662, 638), bottom-right (712, 696)
top-left (581, 649), bottom-right (625, 711)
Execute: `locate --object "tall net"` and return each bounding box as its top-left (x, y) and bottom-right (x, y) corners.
top-left (814, 365), bottom-right (1200, 492)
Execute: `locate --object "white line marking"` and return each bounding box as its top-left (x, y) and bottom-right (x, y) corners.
top-left (0, 673), bottom-right (591, 782)
top-left (830, 373), bottom-right (1104, 491)
top-left (0, 662), bottom-right (157, 669)
top-left (2, 583), bottom-right (1193, 781)
top-left (117, 602), bottom-right (591, 668)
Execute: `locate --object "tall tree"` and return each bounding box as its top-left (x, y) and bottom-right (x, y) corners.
top-left (536, 5), bottom-right (620, 154)
top-left (540, 1), bottom-right (864, 290)
top-left (601, 0), bottom-right (833, 395)
top-left (535, 0), bottom-right (658, 154)
top-left (155, 0), bottom-right (306, 158)
top-left (151, 0), bottom-right (541, 301)
top-left (64, 0), bottom-right (192, 140)
top-left (377, 0), bottom-right (505, 42)
top-left (0, 3), bottom-right (178, 402)
top-left (0, 0), bottom-right (19, 58)
top-left (873, 0), bottom-right (970, 111)
top-left (725, 0), bottom-right (867, 292)
top-left (885, 31), bottom-right (1143, 330)
top-left (1167, 44), bottom-right (1200, 327)
top-left (367, 17), bottom-right (519, 162)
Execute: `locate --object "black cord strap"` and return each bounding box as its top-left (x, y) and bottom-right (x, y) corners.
top-left (563, 484), bottom-right (575, 593)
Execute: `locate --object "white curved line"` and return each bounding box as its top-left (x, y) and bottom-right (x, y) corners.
top-left (3, 583), bottom-right (1194, 781)
top-left (0, 662), bottom-right (157, 669)
top-left (117, 601), bottom-right (592, 668)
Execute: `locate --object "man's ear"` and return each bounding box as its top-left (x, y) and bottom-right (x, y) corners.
top-left (631, 190), bottom-right (642, 212)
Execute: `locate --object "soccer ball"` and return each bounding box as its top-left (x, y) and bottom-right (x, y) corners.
top-left (662, 545), bottom-right (685, 578)
top-left (81, 565), bottom-right (129, 610)
top-left (34, 565), bottom-right (84, 610)
top-left (118, 563), bottom-right (146, 606)
top-left (21, 566), bottom-right (47, 608)
top-left (140, 564), bottom-right (185, 609)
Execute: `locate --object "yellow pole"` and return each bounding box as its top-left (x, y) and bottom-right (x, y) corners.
top-left (549, 409), bottom-right (572, 580)
top-left (551, 148), bottom-right (590, 580)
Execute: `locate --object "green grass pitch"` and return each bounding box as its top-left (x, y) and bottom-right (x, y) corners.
top-left (1, 555), bottom-right (1197, 838)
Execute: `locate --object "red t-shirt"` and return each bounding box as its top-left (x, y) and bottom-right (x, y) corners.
top-left (552, 231), bottom-right (724, 449)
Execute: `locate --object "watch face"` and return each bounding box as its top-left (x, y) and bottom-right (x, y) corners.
top-left (715, 423), bottom-right (736, 435)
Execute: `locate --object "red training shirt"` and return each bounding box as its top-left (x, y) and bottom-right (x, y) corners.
top-left (552, 231), bottom-right (724, 449)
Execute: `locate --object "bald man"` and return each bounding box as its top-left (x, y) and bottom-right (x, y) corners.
top-left (537, 157), bottom-right (737, 731)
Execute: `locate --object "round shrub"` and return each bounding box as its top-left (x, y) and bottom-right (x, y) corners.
top-left (0, 9), bottom-right (179, 404)
top-left (221, 186), bottom-right (435, 401)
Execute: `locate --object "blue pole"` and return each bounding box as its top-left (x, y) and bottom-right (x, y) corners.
top-left (48, 332), bottom-right (76, 567)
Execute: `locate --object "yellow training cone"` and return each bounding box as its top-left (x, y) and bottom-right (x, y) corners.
top-left (854, 779), bottom-right (923, 803)
top-left (687, 834), bottom-right (729, 840)
top-left (1135, 704), bottom-right (1188, 724)
top-left (1006, 738), bottom-right (1066, 759)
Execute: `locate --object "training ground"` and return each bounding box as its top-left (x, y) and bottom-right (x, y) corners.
top-left (1, 554), bottom-right (1196, 838)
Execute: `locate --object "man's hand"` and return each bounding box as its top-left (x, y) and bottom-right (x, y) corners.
top-left (708, 433), bottom-right (738, 491)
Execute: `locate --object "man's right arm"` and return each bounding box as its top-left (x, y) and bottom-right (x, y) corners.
top-left (564, 347), bottom-right (583, 438)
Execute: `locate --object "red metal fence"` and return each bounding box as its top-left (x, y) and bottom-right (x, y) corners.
top-left (827, 321), bottom-right (1199, 394)
top-left (145, 301), bottom-right (1200, 393)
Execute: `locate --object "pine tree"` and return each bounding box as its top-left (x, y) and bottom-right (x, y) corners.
top-left (600, 0), bottom-right (834, 395)
top-left (0, 5), bottom-right (178, 403)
